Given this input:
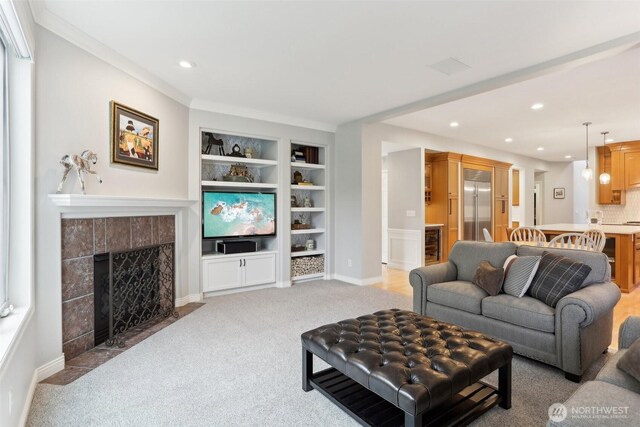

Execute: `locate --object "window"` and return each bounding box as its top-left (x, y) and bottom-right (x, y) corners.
top-left (0, 36), bottom-right (7, 314)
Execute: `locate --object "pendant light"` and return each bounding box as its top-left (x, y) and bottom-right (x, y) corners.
top-left (581, 122), bottom-right (593, 181)
top-left (599, 131), bottom-right (611, 185)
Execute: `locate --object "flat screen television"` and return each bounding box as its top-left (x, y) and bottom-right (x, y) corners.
top-left (202, 191), bottom-right (276, 239)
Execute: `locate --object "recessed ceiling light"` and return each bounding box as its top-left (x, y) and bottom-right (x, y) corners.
top-left (449, 121), bottom-right (459, 128)
top-left (537, 147), bottom-right (545, 151)
top-left (530, 103), bottom-right (544, 110)
top-left (605, 138), bottom-right (614, 143)
top-left (179, 60), bottom-right (195, 68)
top-left (504, 138), bottom-right (513, 143)
top-left (565, 155), bottom-right (573, 159)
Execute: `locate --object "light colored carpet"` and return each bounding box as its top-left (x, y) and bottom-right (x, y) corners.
top-left (27, 280), bottom-right (607, 426)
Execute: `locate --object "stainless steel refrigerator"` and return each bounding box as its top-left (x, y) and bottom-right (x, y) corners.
top-left (463, 169), bottom-right (492, 241)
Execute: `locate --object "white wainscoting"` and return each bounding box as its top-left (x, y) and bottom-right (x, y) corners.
top-left (387, 229), bottom-right (422, 271)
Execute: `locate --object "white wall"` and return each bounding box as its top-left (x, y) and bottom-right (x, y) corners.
top-left (187, 109), bottom-right (334, 289)
top-left (333, 122), bottom-right (364, 281)
top-left (386, 148), bottom-right (423, 230)
top-left (573, 160), bottom-right (589, 223)
top-left (539, 162), bottom-right (575, 224)
top-left (33, 27), bottom-right (190, 373)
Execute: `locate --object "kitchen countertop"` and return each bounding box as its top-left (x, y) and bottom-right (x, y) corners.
top-left (536, 223), bottom-right (640, 235)
top-left (425, 224), bottom-right (444, 228)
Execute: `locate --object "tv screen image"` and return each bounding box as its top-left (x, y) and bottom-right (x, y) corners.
top-left (203, 192), bottom-right (276, 239)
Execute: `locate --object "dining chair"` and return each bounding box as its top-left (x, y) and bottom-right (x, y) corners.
top-left (548, 233), bottom-right (597, 251)
top-left (505, 227), bottom-right (514, 242)
top-left (582, 229), bottom-right (606, 252)
top-left (509, 226), bottom-right (546, 243)
top-left (482, 228), bottom-right (493, 242)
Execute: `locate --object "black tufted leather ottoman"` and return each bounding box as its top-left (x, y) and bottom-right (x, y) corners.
top-left (301, 309), bottom-right (512, 426)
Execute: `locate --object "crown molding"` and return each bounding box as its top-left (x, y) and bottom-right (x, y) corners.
top-left (190, 99), bottom-right (336, 133)
top-left (29, 0), bottom-right (191, 106)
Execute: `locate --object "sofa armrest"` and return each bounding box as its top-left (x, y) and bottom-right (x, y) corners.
top-left (409, 262), bottom-right (457, 314)
top-left (619, 316), bottom-right (640, 349)
top-left (556, 282), bottom-right (621, 327)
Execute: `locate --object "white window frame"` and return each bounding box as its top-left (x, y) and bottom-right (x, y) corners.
top-left (0, 28), bottom-right (8, 315)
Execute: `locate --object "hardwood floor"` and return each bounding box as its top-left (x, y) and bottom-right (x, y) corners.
top-left (374, 265), bottom-right (640, 350)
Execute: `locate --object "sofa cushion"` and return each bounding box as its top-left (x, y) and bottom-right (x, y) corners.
top-left (617, 338), bottom-right (640, 384)
top-left (502, 255), bottom-right (541, 297)
top-left (596, 349), bottom-right (640, 394)
top-left (517, 245), bottom-right (610, 287)
top-left (427, 281), bottom-right (487, 315)
top-left (449, 241), bottom-right (517, 282)
top-left (472, 261), bottom-right (504, 296)
top-left (528, 252), bottom-right (592, 307)
top-left (482, 294), bottom-right (555, 333)
top-left (548, 380), bottom-right (640, 427)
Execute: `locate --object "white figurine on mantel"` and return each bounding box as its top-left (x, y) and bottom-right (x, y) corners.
top-left (56, 149), bottom-right (103, 195)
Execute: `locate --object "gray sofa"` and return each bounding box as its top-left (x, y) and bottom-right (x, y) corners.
top-left (409, 241), bottom-right (621, 381)
top-left (548, 316), bottom-right (640, 426)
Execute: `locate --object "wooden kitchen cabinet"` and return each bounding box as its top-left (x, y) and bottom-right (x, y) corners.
top-left (597, 147), bottom-right (625, 205)
top-left (494, 198), bottom-right (509, 242)
top-left (512, 169), bottom-right (520, 206)
top-left (624, 151), bottom-right (640, 189)
top-left (494, 167), bottom-right (509, 199)
top-left (425, 152), bottom-right (461, 260)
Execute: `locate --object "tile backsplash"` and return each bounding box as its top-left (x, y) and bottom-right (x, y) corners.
top-left (600, 188), bottom-right (640, 223)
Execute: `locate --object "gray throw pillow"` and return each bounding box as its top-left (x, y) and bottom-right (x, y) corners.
top-left (617, 338), bottom-right (640, 383)
top-left (528, 252), bottom-right (592, 307)
top-left (472, 261), bottom-right (504, 296)
top-left (502, 255), bottom-right (541, 297)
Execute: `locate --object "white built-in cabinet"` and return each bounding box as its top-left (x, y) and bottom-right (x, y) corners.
top-left (198, 129), bottom-right (330, 294)
top-left (202, 251), bottom-right (276, 292)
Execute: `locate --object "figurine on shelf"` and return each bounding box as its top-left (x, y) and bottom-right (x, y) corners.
top-left (290, 195), bottom-right (298, 207)
top-left (293, 170), bottom-right (303, 184)
top-left (202, 132), bottom-right (225, 155)
top-left (226, 144), bottom-right (246, 158)
top-left (244, 147), bottom-right (254, 158)
top-left (305, 239), bottom-right (316, 250)
top-left (56, 149), bottom-right (102, 195)
top-left (222, 163), bottom-right (254, 183)
top-left (303, 197), bottom-right (313, 208)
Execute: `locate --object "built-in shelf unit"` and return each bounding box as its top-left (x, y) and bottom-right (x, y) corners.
top-left (289, 141), bottom-right (328, 281)
top-left (200, 130), bottom-right (279, 293)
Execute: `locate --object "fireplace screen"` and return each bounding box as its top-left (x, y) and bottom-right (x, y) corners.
top-left (94, 243), bottom-right (177, 347)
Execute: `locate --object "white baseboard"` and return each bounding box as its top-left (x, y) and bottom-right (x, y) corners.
top-left (277, 281), bottom-right (292, 288)
top-left (202, 283), bottom-right (275, 297)
top-left (175, 293), bottom-right (203, 307)
top-left (36, 354), bottom-right (65, 382)
top-left (19, 370), bottom-right (38, 427)
top-left (332, 274), bottom-right (383, 286)
top-left (20, 354), bottom-right (65, 426)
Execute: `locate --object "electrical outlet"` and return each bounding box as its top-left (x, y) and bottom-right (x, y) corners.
top-left (347, 259), bottom-right (352, 268)
top-left (406, 210), bottom-right (416, 217)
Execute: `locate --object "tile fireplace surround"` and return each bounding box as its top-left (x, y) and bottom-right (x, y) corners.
top-left (61, 215), bottom-right (175, 360)
top-left (49, 194), bottom-right (195, 362)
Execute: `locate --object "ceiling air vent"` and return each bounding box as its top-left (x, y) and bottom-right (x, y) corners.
top-left (429, 58), bottom-right (471, 76)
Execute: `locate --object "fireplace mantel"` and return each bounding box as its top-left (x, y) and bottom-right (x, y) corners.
top-left (48, 194), bottom-right (196, 218)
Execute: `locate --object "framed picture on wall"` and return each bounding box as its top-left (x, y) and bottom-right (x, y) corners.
top-left (111, 101), bottom-right (159, 170)
top-left (553, 188), bottom-right (565, 199)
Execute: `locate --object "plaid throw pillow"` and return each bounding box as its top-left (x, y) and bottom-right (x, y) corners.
top-left (528, 252), bottom-right (592, 307)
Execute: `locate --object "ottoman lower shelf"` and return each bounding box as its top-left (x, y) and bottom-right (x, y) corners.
top-left (310, 367), bottom-right (502, 427)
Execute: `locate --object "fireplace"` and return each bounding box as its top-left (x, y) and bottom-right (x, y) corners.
top-left (61, 215), bottom-right (176, 360)
top-left (93, 243), bottom-right (175, 347)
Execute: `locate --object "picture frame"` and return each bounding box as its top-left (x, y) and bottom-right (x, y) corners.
top-left (553, 188), bottom-right (565, 199)
top-left (111, 101), bottom-right (159, 170)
